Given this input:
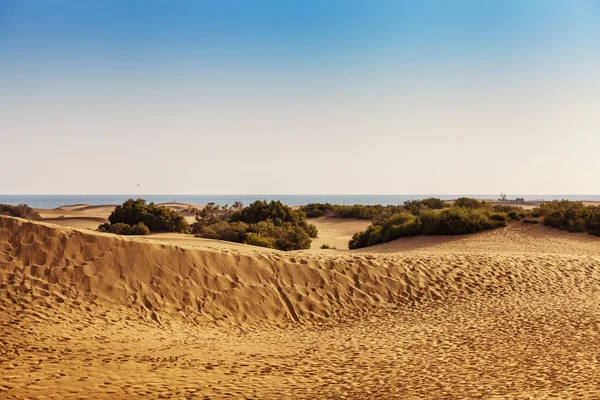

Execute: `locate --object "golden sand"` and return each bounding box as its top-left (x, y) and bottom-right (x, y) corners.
top-left (2, 215), bottom-right (600, 398)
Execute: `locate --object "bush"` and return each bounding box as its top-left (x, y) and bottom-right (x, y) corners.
top-left (453, 197), bottom-right (488, 209)
top-left (102, 198), bottom-right (189, 234)
top-left (531, 208), bottom-right (543, 218)
top-left (242, 222), bottom-right (312, 250)
top-left (244, 233), bottom-right (277, 249)
top-left (534, 200), bottom-right (600, 235)
top-left (301, 203), bottom-right (332, 218)
top-left (420, 208), bottom-right (505, 236)
top-left (98, 222), bottom-right (150, 235)
top-left (129, 222), bottom-right (151, 235)
top-left (190, 203), bottom-right (241, 233)
top-left (349, 211), bottom-right (421, 249)
top-left (586, 208), bottom-right (600, 236)
top-left (320, 244), bottom-right (334, 249)
top-left (301, 199), bottom-right (448, 221)
top-left (194, 200), bottom-right (317, 251)
top-left (231, 200), bottom-right (300, 225)
top-left (403, 198), bottom-right (447, 215)
top-left (0, 204), bottom-right (41, 220)
top-left (301, 221), bottom-right (319, 238)
top-left (273, 223), bottom-right (312, 251)
top-left (349, 205), bottom-right (512, 249)
top-left (523, 218), bottom-right (540, 224)
top-left (299, 203), bottom-right (405, 220)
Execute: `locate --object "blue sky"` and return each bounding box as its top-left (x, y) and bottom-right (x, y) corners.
top-left (1, 1), bottom-right (599, 194)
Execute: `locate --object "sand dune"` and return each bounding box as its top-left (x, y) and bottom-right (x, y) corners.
top-left (309, 216), bottom-right (371, 250)
top-left (38, 216), bottom-right (108, 231)
top-left (2, 216), bottom-right (600, 398)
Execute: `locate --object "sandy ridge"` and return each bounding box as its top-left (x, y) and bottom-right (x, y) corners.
top-left (2, 216), bottom-right (600, 326)
top-left (3, 216), bottom-right (600, 398)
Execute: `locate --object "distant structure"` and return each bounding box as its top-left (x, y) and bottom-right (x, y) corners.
top-left (499, 193), bottom-right (525, 203)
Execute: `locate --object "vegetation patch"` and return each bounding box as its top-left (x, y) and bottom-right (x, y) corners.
top-left (300, 198), bottom-right (447, 221)
top-left (534, 200), bottom-right (600, 236)
top-left (98, 198), bottom-right (189, 235)
top-left (349, 198), bottom-right (527, 249)
top-left (191, 200), bottom-right (318, 251)
top-left (0, 204), bottom-right (41, 220)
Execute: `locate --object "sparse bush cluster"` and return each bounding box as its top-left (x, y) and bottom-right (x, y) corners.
top-left (191, 200), bottom-right (318, 251)
top-left (300, 198), bottom-right (447, 221)
top-left (0, 204), bottom-right (41, 220)
top-left (300, 203), bottom-right (403, 220)
top-left (491, 204), bottom-right (531, 221)
top-left (190, 202), bottom-right (242, 230)
top-left (402, 198), bottom-right (448, 215)
top-left (98, 222), bottom-right (151, 235)
top-left (453, 197), bottom-right (487, 209)
top-left (534, 200), bottom-right (600, 236)
top-left (348, 198), bottom-right (529, 249)
top-left (98, 198), bottom-right (189, 235)
top-left (348, 198), bottom-right (600, 249)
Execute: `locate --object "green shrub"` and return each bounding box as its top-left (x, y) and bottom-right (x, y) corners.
top-left (273, 223), bottom-right (312, 251)
top-left (403, 198), bottom-right (447, 214)
top-left (244, 233), bottom-right (277, 249)
top-left (453, 197), bottom-right (488, 209)
top-left (301, 200), bottom-right (449, 221)
top-left (349, 211), bottom-right (421, 249)
top-left (320, 244), bottom-right (333, 249)
top-left (490, 212), bottom-right (509, 222)
top-left (111, 223), bottom-right (134, 235)
top-left (532, 200), bottom-right (600, 235)
top-left (421, 208), bottom-right (504, 236)
top-left (190, 202), bottom-right (240, 233)
top-left (522, 218), bottom-right (540, 224)
top-left (299, 203), bottom-right (405, 220)
top-left (301, 221), bottom-right (319, 238)
top-left (537, 201), bottom-right (588, 232)
top-left (349, 205), bottom-right (510, 249)
top-left (301, 203), bottom-right (332, 218)
top-left (107, 198), bottom-right (189, 233)
top-left (0, 204), bottom-right (41, 220)
top-left (586, 208), bottom-right (600, 236)
top-left (231, 200), bottom-right (299, 225)
top-left (194, 221), bottom-right (248, 242)
top-left (129, 222), bottom-right (151, 235)
top-left (193, 200), bottom-right (317, 251)
top-left (98, 222), bottom-right (150, 235)
top-left (531, 208), bottom-right (543, 218)
top-left (491, 204), bottom-right (529, 219)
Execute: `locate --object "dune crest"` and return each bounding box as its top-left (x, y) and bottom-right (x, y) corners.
top-left (4, 216), bottom-right (600, 397)
top-left (2, 216), bottom-right (600, 326)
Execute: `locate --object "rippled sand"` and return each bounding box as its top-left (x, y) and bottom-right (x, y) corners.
top-left (2, 216), bottom-right (600, 398)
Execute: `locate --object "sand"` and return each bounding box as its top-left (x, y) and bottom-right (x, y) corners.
top-left (2, 215), bottom-right (600, 398)
top-left (309, 216), bottom-right (371, 250)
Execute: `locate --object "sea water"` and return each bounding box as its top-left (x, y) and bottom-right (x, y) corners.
top-left (1, 194), bottom-right (599, 209)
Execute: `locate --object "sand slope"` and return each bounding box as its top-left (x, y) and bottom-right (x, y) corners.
top-left (2, 216), bottom-right (600, 398)
top-left (309, 216), bottom-right (371, 250)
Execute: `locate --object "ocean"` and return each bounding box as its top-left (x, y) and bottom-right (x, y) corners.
top-left (1, 194), bottom-right (599, 209)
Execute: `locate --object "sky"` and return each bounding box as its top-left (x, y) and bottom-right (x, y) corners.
top-left (1, 0), bottom-right (599, 195)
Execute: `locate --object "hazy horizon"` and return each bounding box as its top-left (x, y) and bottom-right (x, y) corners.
top-left (2, 1), bottom-right (599, 194)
